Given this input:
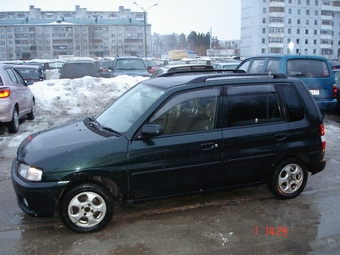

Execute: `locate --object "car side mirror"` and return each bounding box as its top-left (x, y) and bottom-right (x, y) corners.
top-left (141, 124), bottom-right (163, 138)
top-left (26, 80), bottom-right (34, 85)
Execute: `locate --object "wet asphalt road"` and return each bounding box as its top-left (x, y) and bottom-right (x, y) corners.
top-left (0, 114), bottom-right (340, 255)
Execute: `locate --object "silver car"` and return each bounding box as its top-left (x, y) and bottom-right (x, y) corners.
top-left (0, 63), bottom-right (35, 133)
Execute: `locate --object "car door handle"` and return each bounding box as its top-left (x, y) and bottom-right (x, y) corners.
top-left (275, 133), bottom-right (287, 141)
top-left (201, 142), bottom-right (218, 151)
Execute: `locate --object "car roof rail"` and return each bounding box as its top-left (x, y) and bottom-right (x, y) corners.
top-left (186, 72), bottom-right (289, 84)
top-left (158, 69), bottom-right (245, 77)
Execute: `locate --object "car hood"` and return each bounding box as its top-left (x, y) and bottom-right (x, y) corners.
top-left (17, 120), bottom-right (127, 174)
top-left (114, 69), bottom-right (150, 77)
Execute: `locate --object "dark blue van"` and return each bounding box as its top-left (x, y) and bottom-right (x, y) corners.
top-left (236, 54), bottom-right (337, 112)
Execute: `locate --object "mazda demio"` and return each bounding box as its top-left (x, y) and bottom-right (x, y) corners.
top-left (12, 72), bottom-right (326, 233)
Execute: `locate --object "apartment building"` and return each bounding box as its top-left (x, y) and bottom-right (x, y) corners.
top-left (241, 0), bottom-right (340, 59)
top-left (0, 5), bottom-right (151, 60)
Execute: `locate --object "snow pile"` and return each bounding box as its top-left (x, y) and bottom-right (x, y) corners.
top-left (30, 75), bottom-right (148, 119)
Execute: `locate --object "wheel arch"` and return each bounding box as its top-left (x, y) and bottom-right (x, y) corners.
top-left (55, 175), bottom-right (124, 215)
top-left (268, 151), bottom-right (311, 179)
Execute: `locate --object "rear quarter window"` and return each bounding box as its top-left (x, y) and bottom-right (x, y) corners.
top-left (278, 84), bottom-right (305, 122)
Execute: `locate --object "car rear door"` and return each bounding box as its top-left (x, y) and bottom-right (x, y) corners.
top-left (5, 67), bottom-right (31, 116)
top-left (220, 84), bottom-right (291, 186)
top-left (127, 87), bottom-right (223, 199)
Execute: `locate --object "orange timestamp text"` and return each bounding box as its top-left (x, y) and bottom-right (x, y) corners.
top-left (255, 226), bottom-right (288, 236)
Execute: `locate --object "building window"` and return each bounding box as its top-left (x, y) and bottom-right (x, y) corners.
top-left (297, 29), bottom-right (300, 34)
top-left (262, 18), bottom-right (266, 23)
top-left (262, 38), bottom-right (266, 43)
top-left (305, 39), bottom-right (309, 44)
top-left (288, 18), bottom-right (291, 24)
top-left (263, 8), bottom-right (266, 13)
top-left (262, 28), bottom-right (266, 33)
top-left (288, 28), bottom-right (291, 34)
top-left (305, 29), bottom-right (309, 34)
top-left (297, 19), bottom-right (300, 24)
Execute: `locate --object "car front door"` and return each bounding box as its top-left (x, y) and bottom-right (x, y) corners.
top-left (127, 87), bottom-right (223, 199)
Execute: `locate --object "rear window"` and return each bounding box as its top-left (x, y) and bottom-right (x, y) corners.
top-left (60, 63), bottom-right (96, 78)
top-left (287, 59), bottom-right (330, 78)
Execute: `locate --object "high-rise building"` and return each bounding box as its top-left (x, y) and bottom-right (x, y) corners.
top-left (241, 0), bottom-right (340, 60)
top-left (0, 5), bottom-right (152, 60)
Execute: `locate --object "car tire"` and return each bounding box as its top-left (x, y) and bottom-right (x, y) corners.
top-left (59, 183), bottom-right (114, 233)
top-left (27, 101), bottom-right (36, 120)
top-left (267, 158), bottom-right (308, 199)
top-left (7, 108), bottom-right (19, 133)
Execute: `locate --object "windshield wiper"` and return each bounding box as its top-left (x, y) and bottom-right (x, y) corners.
top-left (87, 117), bottom-right (101, 129)
top-left (86, 117), bottom-right (121, 136)
top-left (101, 126), bottom-right (121, 136)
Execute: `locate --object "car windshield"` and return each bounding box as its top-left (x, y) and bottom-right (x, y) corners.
top-left (95, 83), bottom-right (165, 133)
top-left (16, 68), bottom-right (40, 79)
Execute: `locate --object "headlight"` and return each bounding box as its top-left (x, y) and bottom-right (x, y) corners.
top-left (18, 164), bottom-right (42, 181)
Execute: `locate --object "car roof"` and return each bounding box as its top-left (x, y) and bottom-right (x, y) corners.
top-left (242, 54), bottom-right (329, 61)
top-left (143, 72), bottom-right (289, 90)
top-left (12, 64), bottom-right (41, 69)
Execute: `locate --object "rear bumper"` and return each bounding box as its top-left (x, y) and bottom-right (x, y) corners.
top-left (315, 98), bottom-right (337, 112)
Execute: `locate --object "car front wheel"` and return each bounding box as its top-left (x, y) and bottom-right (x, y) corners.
top-left (7, 108), bottom-right (19, 133)
top-left (267, 158), bottom-right (308, 199)
top-left (59, 183), bottom-right (114, 233)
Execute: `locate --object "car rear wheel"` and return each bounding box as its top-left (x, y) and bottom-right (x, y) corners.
top-left (7, 108), bottom-right (19, 133)
top-left (267, 158), bottom-right (308, 199)
top-left (27, 101), bottom-right (35, 120)
top-left (59, 183), bottom-right (114, 233)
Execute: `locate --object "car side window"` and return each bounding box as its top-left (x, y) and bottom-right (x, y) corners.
top-left (5, 68), bottom-right (19, 84)
top-left (248, 59), bottom-right (265, 73)
top-left (149, 88), bottom-right (220, 134)
top-left (265, 59), bottom-right (280, 73)
top-left (13, 69), bottom-right (26, 85)
top-left (225, 85), bottom-right (282, 127)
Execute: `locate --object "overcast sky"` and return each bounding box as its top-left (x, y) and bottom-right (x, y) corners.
top-left (2, 0), bottom-right (241, 40)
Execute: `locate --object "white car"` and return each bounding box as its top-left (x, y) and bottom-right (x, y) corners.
top-left (0, 63), bottom-right (35, 133)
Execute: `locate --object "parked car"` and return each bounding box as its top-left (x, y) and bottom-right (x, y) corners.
top-left (97, 58), bottom-right (115, 78)
top-left (12, 72), bottom-right (326, 233)
top-left (0, 63), bottom-right (35, 133)
top-left (236, 54), bottom-right (337, 112)
top-left (143, 59), bottom-right (158, 74)
top-left (59, 60), bottom-right (98, 79)
top-left (333, 69), bottom-right (340, 111)
top-left (150, 64), bottom-right (214, 78)
top-left (329, 60), bottom-right (340, 70)
top-left (211, 62), bottom-right (239, 70)
top-left (12, 64), bottom-right (45, 82)
top-left (110, 56), bottom-right (150, 77)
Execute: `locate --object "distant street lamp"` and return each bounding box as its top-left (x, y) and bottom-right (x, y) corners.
top-left (133, 2), bottom-right (158, 59)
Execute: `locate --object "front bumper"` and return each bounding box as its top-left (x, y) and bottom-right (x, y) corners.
top-left (11, 158), bottom-right (66, 217)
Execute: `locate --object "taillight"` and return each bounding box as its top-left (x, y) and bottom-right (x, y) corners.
top-left (320, 124), bottom-right (326, 150)
top-left (0, 88), bottom-right (10, 98)
top-left (333, 84), bottom-right (338, 98)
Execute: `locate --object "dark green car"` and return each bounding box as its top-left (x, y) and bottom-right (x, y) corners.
top-left (12, 72), bottom-right (326, 233)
